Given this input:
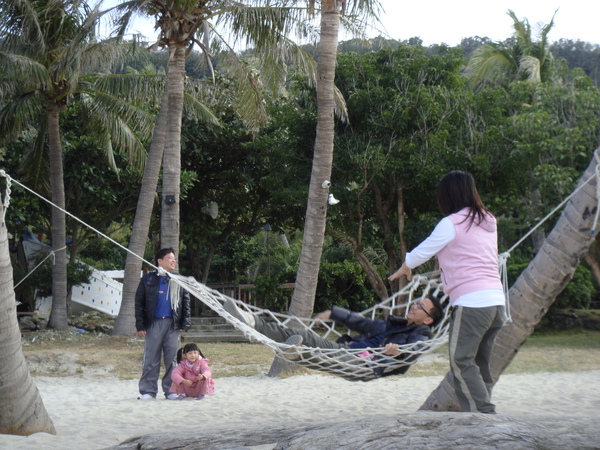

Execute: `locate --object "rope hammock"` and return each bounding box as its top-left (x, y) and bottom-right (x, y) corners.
top-left (169, 270), bottom-right (451, 382)
top-left (2, 160), bottom-right (599, 381)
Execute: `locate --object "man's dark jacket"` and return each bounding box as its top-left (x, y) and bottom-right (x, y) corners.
top-left (330, 305), bottom-right (432, 377)
top-left (135, 271), bottom-right (191, 332)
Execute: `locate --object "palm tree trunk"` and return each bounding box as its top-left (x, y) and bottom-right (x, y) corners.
top-left (112, 89), bottom-right (170, 336)
top-left (160, 45), bottom-right (187, 257)
top-left (46, 101), bottom-right (69, 329)
top-left (268, 0), bottom-right (341, 378)
top-left (420, 147), bottom-right (600, 411)
top-left (0, 199), bottom-right (56, 435)
top-left (288, 0), bottom-right (341, 319)
top-left (346, 236), bottom-right (388, 300)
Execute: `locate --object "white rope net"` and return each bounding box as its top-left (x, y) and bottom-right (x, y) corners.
top-left (166, 271), bottom-right (451, 382)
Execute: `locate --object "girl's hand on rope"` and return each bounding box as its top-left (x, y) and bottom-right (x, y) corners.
top-left (388, 263), bottom-right (412, 282)
top-left (382, 343), bottom-right (401, 356)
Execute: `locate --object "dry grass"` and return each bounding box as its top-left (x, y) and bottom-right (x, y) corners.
top-left (20, 329), bottom-right (600, 380)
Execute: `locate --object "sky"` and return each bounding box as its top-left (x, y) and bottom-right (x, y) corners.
top-left (371, 0), bottom-right (600, 46)
top-left (101, 0), bottom-right (600, 47)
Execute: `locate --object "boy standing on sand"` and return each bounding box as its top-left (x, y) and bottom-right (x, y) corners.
top-left (135, 248), bottom-right (191, 400)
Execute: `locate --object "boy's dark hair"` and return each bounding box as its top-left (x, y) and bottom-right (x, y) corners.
top-left (427, 294), bottom-right (444, 327)
top-left (176, 342), bottom-right (206, 363)
top-left (155, 247), bottom-right (175, 265)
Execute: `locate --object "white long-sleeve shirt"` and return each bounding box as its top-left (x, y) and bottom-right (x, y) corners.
top-left (405, 215), bottom-right (504, 307)
top-left (405, 217), bottom-right (456, 268)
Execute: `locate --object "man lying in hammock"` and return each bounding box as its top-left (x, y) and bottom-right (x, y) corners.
top-left (224, 296), bottom-right (443, 378)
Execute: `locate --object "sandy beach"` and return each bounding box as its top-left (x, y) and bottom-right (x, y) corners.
top-left (1, 368), bottom-right (599, 449)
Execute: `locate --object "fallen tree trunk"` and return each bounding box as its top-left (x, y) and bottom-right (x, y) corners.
top-left (109, 412), bottom-right (599, 449)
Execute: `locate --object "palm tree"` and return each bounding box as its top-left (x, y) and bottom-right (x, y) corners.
top-left (420, 147), bottom-right (600, 411)
top-left (0, 196), bottom-right (56, 436)
top-left (289, 0), bottom-right (381, 318)
top-left (110, 0), bottom-right (319, 335)
top-left (0, 0), bottom-right (152, 329)
top-left (466, 9), bottom-right (556, 88)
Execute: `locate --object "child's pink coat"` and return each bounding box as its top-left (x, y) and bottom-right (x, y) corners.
top-left (170, 358), bottom-right (215, 397)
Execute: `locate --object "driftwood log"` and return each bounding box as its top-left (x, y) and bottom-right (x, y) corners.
top-left (108, 412), bottom-right (599, 449)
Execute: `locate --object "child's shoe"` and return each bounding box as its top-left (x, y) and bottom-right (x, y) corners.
top-left (197, 395), bottom-right (205, 401)
top-left (175, 394), bottom-right (187, 400)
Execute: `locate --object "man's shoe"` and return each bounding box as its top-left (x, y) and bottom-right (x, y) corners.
top-left (165, 393), bottom-right (179, 400)
top-left (224, 299), bottom-right (255, 327)
top-left (138, 393), bottom-right (156, 400)
top-left (197, 395), bottom-right (205, 401)
top-left (283, 335), bottom-right (304, 361)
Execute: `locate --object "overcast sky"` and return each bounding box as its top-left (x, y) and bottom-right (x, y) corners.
top-left (101, 0), bottom-right (599, 46)
top-left (372, 0), bottom-right (599, 46)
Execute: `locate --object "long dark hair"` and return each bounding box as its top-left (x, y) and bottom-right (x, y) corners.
top-left (436, 170), bottom-right (488, 226)
top-left (176, 343), bottom-right (206, 363)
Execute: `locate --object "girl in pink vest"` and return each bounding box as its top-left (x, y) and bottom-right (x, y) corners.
top-left (169, 343), bottom-right (215, 400)
top-left (389, 170), bottom-right (506, 414)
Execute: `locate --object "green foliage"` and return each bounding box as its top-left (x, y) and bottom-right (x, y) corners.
top-left (253, 275), bottom-right (291, 311)
top-left (506, 255), bottom-right (594, 310)
top-left (551, 39), bottom-right (600, 86)
top-left (554, 265), bottom-right (595, 310)
top-left (316, 256), bottom-right (376, 313)
top-left (27, 259), bottom-right (93, 300)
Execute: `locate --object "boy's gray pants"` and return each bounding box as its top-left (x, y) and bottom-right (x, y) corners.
top-left (448, 305), bottom-right (505, 413)
top-left (255, 316), bottom-right (343, 350)
top-left (138, 317), bottom-right (180, 398)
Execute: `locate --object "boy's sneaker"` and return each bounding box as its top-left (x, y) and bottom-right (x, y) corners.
top-left (138, 393), bottom-right (156, 401)
top-left (283, 335), bottom-right (304, 361)
top-left (165, 393), bottom-right (179, 400)
top-left (197, 395), bottom-right (205, 401)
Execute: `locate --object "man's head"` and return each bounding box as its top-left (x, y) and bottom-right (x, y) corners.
top-left (406, 295), bottom-right (443, 327)
top-left (155, 247), bottom-right (176, 272)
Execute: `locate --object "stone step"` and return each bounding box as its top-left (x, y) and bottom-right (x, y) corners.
top-left (190, 323), bottom-right (239, 332)
top-left (190, 316), bottom-right (229, 325)
top-left (181, 331), bottom-right (248, 343)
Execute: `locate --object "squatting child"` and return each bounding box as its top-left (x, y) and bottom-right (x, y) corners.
top-left (169, 343), bottom-right (214, 400)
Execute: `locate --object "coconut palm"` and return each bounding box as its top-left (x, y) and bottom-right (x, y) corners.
top-left (420, 147), bottom-right (600, 411)
top-left (0, 0), bottom-right (155, 328)
top-left (466, 9), bottom-right (556, 88)
top-left (0, 192), bottom-right (56, 436)
top-left (0, 0), bottom-right (157, 329)
top-left (289, 0), bottom-right (381, 319)
top-left (110, 0), bottom-right (322, 334)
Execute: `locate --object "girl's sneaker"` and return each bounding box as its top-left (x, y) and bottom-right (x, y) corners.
top-left (169, 394), bottom-right (186, 401)
top-left (197, 395), bottom-right (205, 401)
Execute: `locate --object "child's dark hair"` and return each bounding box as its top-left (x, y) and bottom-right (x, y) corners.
top-left (176, 343), bottom-right (206, 363)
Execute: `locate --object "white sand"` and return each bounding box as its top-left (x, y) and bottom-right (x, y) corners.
top-left (1, 369), bottom-right (599, 449)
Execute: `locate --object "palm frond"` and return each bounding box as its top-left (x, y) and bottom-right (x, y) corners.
top-left (79, 93), bottom-right (149, 172)
top-left (0, 93), bottom-right (45, 144)
top-left (519, 55), bottom-right (541, 83)
top-left (182, 91), bottom-right (220, 126)
top-left (20, 118), bottom-right (50, 194)
top-left (0, 52), bottom-right (52, 93)
top-left (466, 43), bottom-right (517, 88)
top-left (90, 72), bottom-right (165, 108)
top-left (216, 3), bottom-right (314, 50)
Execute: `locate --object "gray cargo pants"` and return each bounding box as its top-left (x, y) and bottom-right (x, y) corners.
top-left (448, 305), bottom-right (505, 413)
top-left (138, 317), bottom-right (181, 398)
